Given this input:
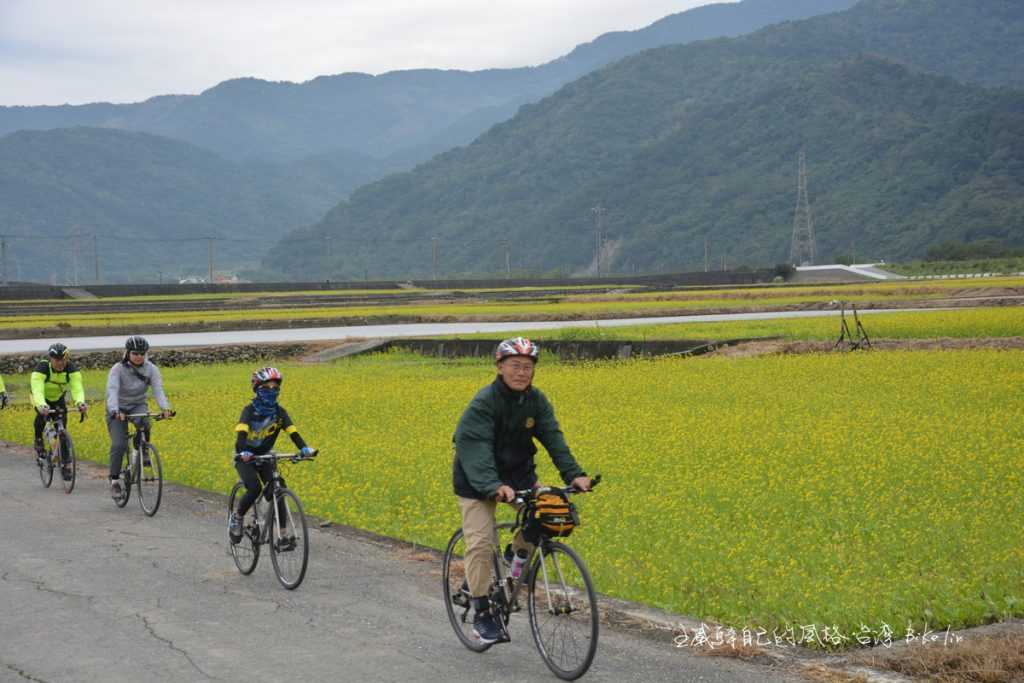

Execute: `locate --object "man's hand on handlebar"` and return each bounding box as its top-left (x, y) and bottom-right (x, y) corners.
top-left (570, 476), bottom-right (593, 492)
top-left (494, 484), bottom-right (515, 503)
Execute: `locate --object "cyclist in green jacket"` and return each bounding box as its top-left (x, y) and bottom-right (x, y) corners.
top-left (452, 337), bottom-right (592, 645)
top-left (31, 343), bottom-right (87, 458)
top-left (0, 372), bottom-right (7, 409)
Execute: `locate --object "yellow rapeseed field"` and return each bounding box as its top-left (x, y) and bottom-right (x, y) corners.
top-left (1, 348), bottom-right (1021, 645)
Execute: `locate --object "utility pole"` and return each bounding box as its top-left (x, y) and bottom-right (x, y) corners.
top-left (71, 224), bottom-right (81, 286)
top-left (501, 240), bottom-right (511, 279)
top-left (591, 206), bottom-right (606, 277)
top-left (704, 235), bottom-right (709, 273)
top-left (207, 237), bottom-right (215, 283)
top-left (431, 237), bottom-right (439, 281)
top-left (92, 234), bottom-right (99, 283)
top-left (789, 147), bottom-right (817, 266)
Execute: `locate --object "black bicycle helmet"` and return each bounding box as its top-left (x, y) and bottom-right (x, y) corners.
top-left (125, 336), bottom-right (150, 354)
top-left (47, 342), bottom-right (70, 360)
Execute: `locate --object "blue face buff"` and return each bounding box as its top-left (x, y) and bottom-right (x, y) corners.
top-left (252, 387), bottom-right (280, 416)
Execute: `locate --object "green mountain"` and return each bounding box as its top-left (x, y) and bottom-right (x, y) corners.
top-left (0, 0), bottom-right (856, 166)
top-left (270, 0), bottom-right (1024, 279)
top-left (0, 127), bottom-right (371, 282)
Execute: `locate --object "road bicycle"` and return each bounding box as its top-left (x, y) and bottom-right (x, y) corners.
top-left (443, 476), bottom-right (601, 680)
top-left (228, 450), bottom-right (317, 590)
top-left (37, 399), bottom-right (86, 494)
top-left (112, 411), bottom-right (174, 516)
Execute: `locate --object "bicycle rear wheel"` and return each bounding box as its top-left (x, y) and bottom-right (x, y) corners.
top-left (113, 452), bottom-right (131, 507)
top-left (268, 488), bottom-right (309, 590)
top-left (136, 442), bottom-right (163, 516)
top-left (228, 482), bottom-right (259, 575)
top-left (527, 541), bottom-right (599, 681)
top-left (38, 440), bottom-right (54, 488)
top-left (60, 433), bottom-right (76, 494)
top-left (442, 521), bottom-right (515, 652)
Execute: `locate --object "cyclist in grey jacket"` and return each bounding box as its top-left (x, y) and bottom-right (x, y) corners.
top-left (106, 336), bottom-right (172, 498)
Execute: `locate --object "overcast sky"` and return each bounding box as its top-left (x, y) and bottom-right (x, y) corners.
top-left (1, 0), bottom-right (721, 106)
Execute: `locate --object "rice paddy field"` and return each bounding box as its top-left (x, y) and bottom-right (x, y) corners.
top-left (2, 277), bottom-right (1021, 333)
top-left (461, 306), bottom-right (1024, 342)
top-left (1, 346), bottom-right (1021, 646)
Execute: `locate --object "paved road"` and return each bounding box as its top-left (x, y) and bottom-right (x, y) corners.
top-left (0, 443), bottom-right (808, 683)
top-left (0, 308), bottom-right (927, 354)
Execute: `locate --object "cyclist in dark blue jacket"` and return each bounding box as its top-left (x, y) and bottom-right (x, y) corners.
top-left (229, 367), bottom-right (315, 545)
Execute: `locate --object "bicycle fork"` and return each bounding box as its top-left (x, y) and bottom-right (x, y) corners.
top-left (256, 493), bottom-right (294, 549)
top-left (534, 545), bottom-right (576, 617)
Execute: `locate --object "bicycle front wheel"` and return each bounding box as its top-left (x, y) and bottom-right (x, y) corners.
top-left (527, 541), bottom-right (599, 681)
top-left (268, 489), bottom-right (309, 590)
top-left (60, 433), bottom-right (76, 494)
top-left (38, 441), bottom-right (54, 488)
top-left (113, 452), bottom-right (131, 508)
top-left (136, 442), bottom-right (163, 516)
top-left (442, 521), bottom-right (516, 652)
top-left (228, 482), bottom-right (259, 575)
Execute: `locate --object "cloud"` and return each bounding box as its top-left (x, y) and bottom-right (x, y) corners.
top-left (0, 0), bottom-right (716, 105)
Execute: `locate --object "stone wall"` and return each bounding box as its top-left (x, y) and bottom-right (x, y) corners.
top-left (0, 344), bottom-right (311, 375)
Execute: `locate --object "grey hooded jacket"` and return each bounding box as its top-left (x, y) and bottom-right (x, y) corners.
top-left (105, 360), bottom-right (171, 415)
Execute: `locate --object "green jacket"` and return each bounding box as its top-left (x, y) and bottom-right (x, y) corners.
top-left (0, 374), bottom-right (5, 393)
top-left (452, 376), bottom-right (585, 499)
top-left (30, 360), bottom-right (85, 406)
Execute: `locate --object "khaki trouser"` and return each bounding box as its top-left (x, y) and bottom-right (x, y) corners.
top-left (458, 496), bottom-right (533, 598)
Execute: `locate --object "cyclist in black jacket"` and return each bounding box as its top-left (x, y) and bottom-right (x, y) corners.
top-left (452, 337), bottom-right (592, 644)
top-left (228, 367), bottom-right (315, 544)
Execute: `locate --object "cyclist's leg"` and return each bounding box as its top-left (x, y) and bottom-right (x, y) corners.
top-left (457, 496), bottom-right (498, 600)
top-left (137, 416), bottom-right (152, 463)
top-left (274, 472), bottom-right (289, 532)
top-left (458, 496), bottom-right (505, 642)
top-left (32, 410), bottom-right (46, 455)
top-left (233, 460), bottom-right (263, 517)
top-left (52, 398), bottom-right (69, 463)
top-left (107, 414), bottom-right (129, 487)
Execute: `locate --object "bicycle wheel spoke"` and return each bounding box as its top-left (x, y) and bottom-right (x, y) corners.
top-left (228, 482), bottom-right (260, 575)
top-left (61, 434), bottom-right (76, 494)
top-left (113, 452), bottom-right (131, 507)
top-left (38, 441), bottom-right (54, 488)
top-left (528, 542), bottom-right (599, 681)
top-left (269, 489), bottom-right (308, 589)
top-left (137, 443), bottom-right (163, 516)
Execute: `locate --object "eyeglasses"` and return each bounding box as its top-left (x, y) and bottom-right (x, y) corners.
top-left (260, 382), bottom-right (281, 390)
top-left (128, 350), bottom-right (145, 356)
top-left (503, 362), bottom-right (535, 374)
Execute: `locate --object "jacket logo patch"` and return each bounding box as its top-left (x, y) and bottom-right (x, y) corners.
top-left (525, 417), bottom-right (535, 429)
